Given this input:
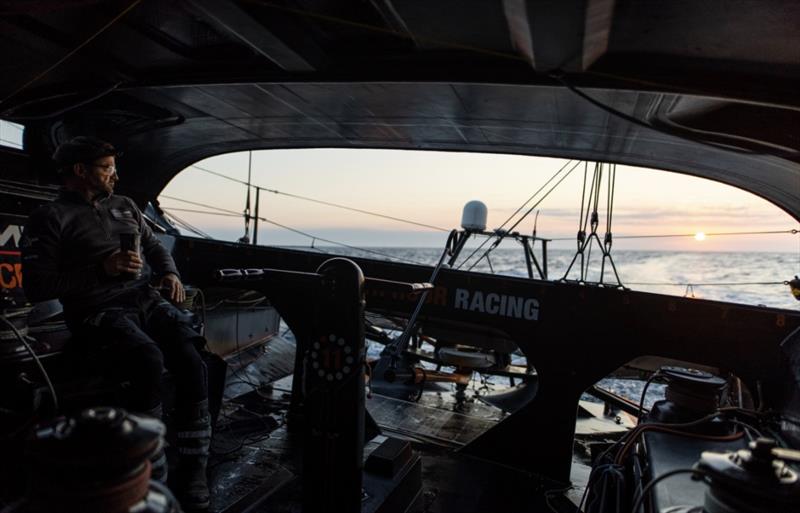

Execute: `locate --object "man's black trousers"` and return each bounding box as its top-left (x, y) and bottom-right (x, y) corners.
top-left (67, 287), bottom-right (208, 412)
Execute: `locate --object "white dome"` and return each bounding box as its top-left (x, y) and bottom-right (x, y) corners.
top-left (461, 200), bottom-right (487, 232)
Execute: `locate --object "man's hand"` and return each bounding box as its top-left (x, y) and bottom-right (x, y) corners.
top-left (160, 273), bottom-right (185, 304)
top-left (103, 249), bottom-right (143, 276)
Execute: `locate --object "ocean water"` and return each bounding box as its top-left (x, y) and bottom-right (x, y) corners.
top-left (308, 247), bottom-right (800, 311)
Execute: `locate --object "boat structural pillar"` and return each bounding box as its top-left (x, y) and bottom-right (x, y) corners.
top-left (302, 257), bottom-right (366, 513)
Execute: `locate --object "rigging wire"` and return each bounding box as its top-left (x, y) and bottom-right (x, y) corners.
top-left (464, 160), bottom-right (582, 271)
top-left (257, 217), bottom-right (426, 265)
top-left (190, 164), bottom-right (449, 232)
top-left (550, 73), bottom-right (791, 158)
top-left (163, 166), bottom-right (797, 290)
top-left (161, 194), bottom-right (241, 216)
top-left (160, 207), bottom-right (240, 217)
top-left (240, 151), bottom-right (253, 244)
top-left (455, 159), bottom-right (576, 270)
top-left (160, 195), bottom-right (426, 265)
top-left (160, 198), bottom-right (794, 288)
top-left (160, 209), bottom-right (213, 239)
top-left (627, 280), bottom-right (789, 287)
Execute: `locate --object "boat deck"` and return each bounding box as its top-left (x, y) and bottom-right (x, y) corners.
top-left (205, 337), bottom-right (624, 513)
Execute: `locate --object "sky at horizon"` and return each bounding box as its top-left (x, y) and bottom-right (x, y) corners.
top-left (158, 148), bottom-right (800, 254)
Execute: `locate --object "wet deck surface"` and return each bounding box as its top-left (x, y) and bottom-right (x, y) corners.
top-left (205, 337), bottom-right (623, 512)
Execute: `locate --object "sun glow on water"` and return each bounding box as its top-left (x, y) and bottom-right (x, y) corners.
top-left (694, 232), bottom-right (706, 241)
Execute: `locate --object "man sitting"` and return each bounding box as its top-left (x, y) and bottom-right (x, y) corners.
top-left (21, 136), bottom-right (210, 510)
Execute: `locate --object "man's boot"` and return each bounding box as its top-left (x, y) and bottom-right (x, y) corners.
top-left (175, 399), bottom-right (211, 510)
top-left (143, 403), bottom-right (168, 483)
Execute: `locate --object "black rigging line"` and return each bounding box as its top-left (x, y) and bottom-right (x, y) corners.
top-left (455, 159), bottom-right (575, 270)
top-left (464, 160), bottom-right (582, 272)
top-left (189, 164), bottom-right (450, 232)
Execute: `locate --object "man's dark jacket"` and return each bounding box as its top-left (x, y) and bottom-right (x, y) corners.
top-left (21, 190), bottom-right (179, 321)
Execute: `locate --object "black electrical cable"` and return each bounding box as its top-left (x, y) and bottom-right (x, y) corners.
top-left (0, 315), bottom-right (58, 413)
top-left (543, 485), bottom-right (573, 513)
top-left (637, 371), bottom-right (662, 424)
top-left (630, 468), bottom-right (707, 513)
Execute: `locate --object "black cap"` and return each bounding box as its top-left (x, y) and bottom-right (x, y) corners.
top-left (52, 136), bottom-right (118, 169)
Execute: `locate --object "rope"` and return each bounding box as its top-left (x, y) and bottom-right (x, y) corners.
top-left (561, 162), bottom-right (624, 285)
top-left (0, 0), bottom-right (142, 108)
top-left (190, 164), bottom-right (450, 232)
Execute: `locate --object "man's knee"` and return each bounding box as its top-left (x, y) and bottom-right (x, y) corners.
top-left (126, 343), bottom-right (165, 379)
